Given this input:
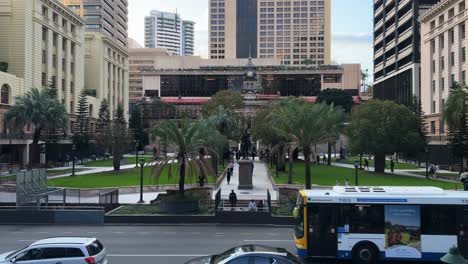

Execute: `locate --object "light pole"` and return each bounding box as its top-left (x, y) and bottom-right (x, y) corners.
top-left (354, 160), bottom-right (360, 186)
top-left (138, 158), bottom-right (145, 203)
top-left (134, 140), bottom-right (139, 168)
top-left (40, 144), bottom-right (46, 169)
top-left (425, 146), bottom-right (429, 179)
top-left (71, 144), bottom-right (76, 176)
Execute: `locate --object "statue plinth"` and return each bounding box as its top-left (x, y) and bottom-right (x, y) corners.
top-left (238, 159), bottom-right (253, 190)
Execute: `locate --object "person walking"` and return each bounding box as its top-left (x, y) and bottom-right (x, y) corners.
top-left (229, 190), bottom-right (238, 211)
top-left (316, 155), bottom-right (320, 166)
top-left (229, 160), bottom-right (234, 175)
top-left (345, 178), bottom-right (350, 187)
top-left (390, 159), bottom-right (395, 173)
top-left (323, 154), bottom-right (327, 164)
top-left (364, 158), bottom-right (369, 170)
top-left (226, 169), bottom-right (231, 185)
top-left (434, 164), bottom-right (439, 178)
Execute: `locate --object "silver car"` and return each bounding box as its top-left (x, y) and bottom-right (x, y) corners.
top-left (0, 237), bottom-right (107, 264)
top-left (185, 245), bottom-right (301, 264)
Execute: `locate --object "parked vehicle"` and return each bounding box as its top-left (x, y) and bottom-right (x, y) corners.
top-left (185, 245), bottom-right (300, 264)
top-left (0, 237), bottom-right (107, 264)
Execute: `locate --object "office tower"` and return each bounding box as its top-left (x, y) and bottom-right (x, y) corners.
top-left (373, 0), bottom-right (439, 104)
top-left (145, 10), bottom-right (195, 56)
top-left (209, 0), bottom-right (331, 66)
top-left (61, 0), bottom-right (128, 48)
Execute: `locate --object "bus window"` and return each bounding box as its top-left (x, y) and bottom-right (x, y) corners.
top-left (421, 205), bottom-right (457, 235)
top-left (294, 196), bottom-right (305, 239)
top-left (339, 204), bottom-right (384, 233)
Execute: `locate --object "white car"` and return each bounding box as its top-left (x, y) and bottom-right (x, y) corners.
top-left (0, 237), bottom-right (107, 264)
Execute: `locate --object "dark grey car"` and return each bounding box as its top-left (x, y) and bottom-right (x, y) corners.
top-left (185, 245), bottom-right (301, 264)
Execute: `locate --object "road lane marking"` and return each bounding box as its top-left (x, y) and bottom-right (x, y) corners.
top-left (243, 239), bottom-right (292, 242)
top-left (108, 254), bottom-right (207, 257)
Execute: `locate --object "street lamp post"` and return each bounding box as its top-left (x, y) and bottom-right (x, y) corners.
top-left (71, 144), bottom-right (76, 176)
top-left (138, 158), bottom-right (145, 203)
top-left (134, 140), bottom-right (139, 168)
top-left (40, 144), bottom-right (46, 169)
top-left (354, 160), bottom-right (360, 186)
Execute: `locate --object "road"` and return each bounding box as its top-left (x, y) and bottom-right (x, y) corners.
top-left (0, 225), bottom-right (295, 264)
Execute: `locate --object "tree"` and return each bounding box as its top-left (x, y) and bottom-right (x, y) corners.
top-left (202, 90), bottom-right (245, 117)
top-left (151, 119), bottom-right (220, 195)
top-left (112, 103), bottom-right (129, 171)
top-left (347, 100), bottom-right (425, 173)
top-left (317, 88), bottom-right (354, 113)
top-left (407, 96), bottom-right (428, 164)
top-left (317, 89), bottom-right (351, 165)
top-left (443, 83), bottom-right (468, 173)
top-left (129, 105), bottom-right (149, 151)
top-left (73, 91), bottom-right (91, 160)
top-left (5, 88), bottom-right (68, 165)
top-left (206, 106), bottom-right (240, 141)
top-left (270, 98), bottom-right (343, 189)
top-left (95, 99), bottom-right (112, 155)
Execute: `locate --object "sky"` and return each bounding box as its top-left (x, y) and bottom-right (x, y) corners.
top-left (128, 0), bottom-right (374, 73)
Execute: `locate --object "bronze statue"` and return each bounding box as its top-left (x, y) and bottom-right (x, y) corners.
top-left (240, 128), bottom-right (252, 160)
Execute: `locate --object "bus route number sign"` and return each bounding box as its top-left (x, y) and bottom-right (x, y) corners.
top-left (339, 198), bottom-right (351, 203)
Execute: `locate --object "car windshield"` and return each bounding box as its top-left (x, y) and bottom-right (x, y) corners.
top-left (211, 247), bottom-right (240, 264)
top-left (6, 247), bottom-right (27, 259)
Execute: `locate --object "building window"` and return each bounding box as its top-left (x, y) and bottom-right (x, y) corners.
top-left (440, 35), bottom-right (445, 49)
top-left (462, 47), bottom-right (466, 62)
top-left (431, 121), bottom-right (436, 134)
top-left (42, 50), bottom-right (47, 64)
top-left (430, 20), bottom-right (436, 30)
top-left (432, 80), bottom-right (436, 92)
top-left (440, 119), bottom-right (445, 134)
top-left (451, 51), bottom-right (455, 66)
top-left (449, 30), bottom-right (455, 44)
top-left (460, 1), bottom-right (466, 12)
top-left (432, 101), bottom-right (436, 114)
top-left (432, 60), bottom-right (436, 73)
top-left (449, 8), bottom-right (455, 19)
top-left (42, 6), bottom-right (48, 18)
top-left (461, 24), bottom-right (466, 39)
top-left (42, 27), bottom-right (48, 42)
top-left (42, 72), bottom-right (47, 86)
top-left (1, 84), bottom-right (10, 104)
top-left (441, 56), bottom-right (445, 70)
top-left (441, 78), bottom-right (445, 91)
top-left (451, 74), bottom-right (456, 86)
top-left (430, 39), bottom-right (436, 53)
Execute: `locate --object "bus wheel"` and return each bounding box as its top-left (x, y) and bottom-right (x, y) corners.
top-left (352, 243), bottom-right (378, 264)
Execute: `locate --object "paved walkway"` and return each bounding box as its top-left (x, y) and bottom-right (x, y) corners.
top-left (332, 162), bottom-right (459, 183)
top-left (215, 159), bottom-right (277, 200)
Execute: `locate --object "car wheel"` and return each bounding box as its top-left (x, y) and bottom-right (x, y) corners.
top-left (352, 243), bottom-right (378, 264)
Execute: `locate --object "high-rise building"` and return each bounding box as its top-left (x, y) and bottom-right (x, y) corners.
top-left (144, 10), bottom-right (195, 56)
top-left (61, 0), bottom-right (128, 48)
top-left (373, 0), bottom-right (439, 105)
top-left (61, 0), bottom-right (129, 118)
top-left (209, 0), bottom-right (331, 66)
top-left (182, 20), bottom-right (195, 55)
top-left (420, 0), bottom-right (467, 164)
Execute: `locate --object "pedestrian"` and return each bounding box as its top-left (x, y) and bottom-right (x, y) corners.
top-left (257, 200), bottom-right (264, 211)
top-left (229, 190), bottom-right (237, 211)
top-left (434, 164), bottom-right (439, 178)
top-left (429, 164), bottom-right (435, 178)
top-left (323, 154), bottom-right (327, 164)
top-left (345, 178), bottom-right (350, 187)
top-left (251, 151), bottom-right (256, 161)
top-left (316, 155), bottom-right (320, 166)
top-left (198, 175), bottom-right (205, 187)
top-left (226, 169), bottom-right (231, 185)
top-left (364, 158), bottom-right (369, 170)
top-left (248, 199), bottom-right (257, 211)
top-left (390, 159), bottom-right (395, 173)
top-left (229, 160), bottom-right (234, 175)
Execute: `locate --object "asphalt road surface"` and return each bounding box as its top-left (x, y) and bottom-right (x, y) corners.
top-left (0, 225), bottom-right (296, 264)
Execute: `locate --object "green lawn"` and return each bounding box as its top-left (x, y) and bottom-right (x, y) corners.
top-left (83, 156), bottom-right (154, 167)
top-left (272, 161), bottom-right (462, 190)
top-left (333, 156), bottom-right (420, 170)
top-left (49, 162), bottom-right (222, 188)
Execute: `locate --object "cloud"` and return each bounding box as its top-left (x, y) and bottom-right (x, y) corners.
top-left (332, 32), bottom-right (373, 78)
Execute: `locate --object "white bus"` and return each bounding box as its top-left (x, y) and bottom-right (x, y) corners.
top-left (293, 186), bottom-right (468, 264)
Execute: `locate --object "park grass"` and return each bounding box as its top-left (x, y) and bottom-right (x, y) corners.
top-left (48, 161), bottom-right (222, 188)
top-left (271, 161), bottom-right (462, 190)
top-left (333, 156), bottom-right (420, 170)
top-left (83, 156), bottom-right (154, 167)
top-left (110, 204), bottom-right (213, 215)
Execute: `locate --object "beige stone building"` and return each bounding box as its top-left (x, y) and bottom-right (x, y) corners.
top-left (420, 0), bottom-right (467, 142)
top-left (129, 48), bottom-right (170, 105)
top-left (84, 32), bottom-right (129, 119)
top-left (209, 0), bottom-right (331, 66)
top-left (0, 0), bottom-right (85, 115)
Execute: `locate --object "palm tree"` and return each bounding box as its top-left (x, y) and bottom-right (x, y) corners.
top-left (5, 88), bottom-right (68, 165)
top-left (443, 83), bottom-right (468, 173)
top-left (151, 119), bottom-right (222, 195)
top-left (270, 98), bottom-right (344, 189)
